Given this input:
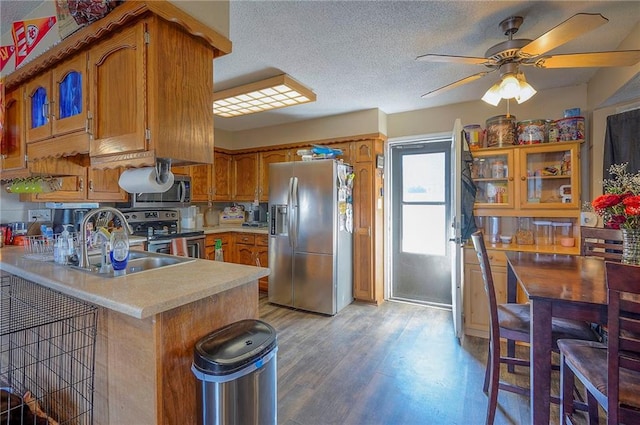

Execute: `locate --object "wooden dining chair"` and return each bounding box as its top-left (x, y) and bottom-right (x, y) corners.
top-left (558, 261), bottom-right (640, 425)
top-left (580, 227), bottom-right (623, 262)
top-left (470, 231), bottom-right (599, 425)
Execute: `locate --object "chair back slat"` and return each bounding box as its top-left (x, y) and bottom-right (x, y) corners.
top-left (470, 231), bottom-right (500, 344)
top-left (620, 298), bottom-right (640, 315)
top-left (605, 261), bottom-right (640, 424)
top-left (581, 227), bottom-right (623, 261)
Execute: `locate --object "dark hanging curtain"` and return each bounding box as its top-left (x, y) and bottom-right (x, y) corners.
top-left (603, 108), bottom-right (640, 178)
top-left (461, 150), bottom-right (477, 242)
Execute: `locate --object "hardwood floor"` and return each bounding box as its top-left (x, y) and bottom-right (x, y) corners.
top-left (260, 295), bottom-right (558, 425)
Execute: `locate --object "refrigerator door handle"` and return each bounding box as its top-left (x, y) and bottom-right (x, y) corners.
top-left (287, 177), bottom-right (295, 248)
top-left (291, 176), bottom-right (299, 247)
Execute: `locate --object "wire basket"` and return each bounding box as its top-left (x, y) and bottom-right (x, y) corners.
top-left (1, 273), bottom-right (98, 425)
top-left (22, 231), bottom-right (108, 263)
top-left (22, 233), bottom-right (80, 262)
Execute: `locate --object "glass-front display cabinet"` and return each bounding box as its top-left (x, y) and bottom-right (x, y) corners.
top-left (517, 142), bottom-right (579, 209)
top-left (470, 149), bottom-right (514, 209)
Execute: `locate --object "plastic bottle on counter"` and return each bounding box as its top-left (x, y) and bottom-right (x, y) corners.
top-left (214, 239), bottom-right (224, 262)
top-left (110, 228), bottom-right (130, 276)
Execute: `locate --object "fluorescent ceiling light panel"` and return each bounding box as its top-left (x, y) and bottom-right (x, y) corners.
top-left (213, 74), bottom-right (316, 117)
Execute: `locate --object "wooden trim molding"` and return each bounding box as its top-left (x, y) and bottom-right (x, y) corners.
top-left (223, 132), bottom-right (388, 155)
top-left (4, 0), bottom-right (231, 90)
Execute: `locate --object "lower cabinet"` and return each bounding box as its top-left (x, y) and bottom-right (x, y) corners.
top-left (463, 247), bottom-right (507, 338)
top-left (234, 233), bottom-right (269, 292)
top-left (206, 232), bottom-right (269, 292)
top-left (205, 233), bottom-right (232, 261)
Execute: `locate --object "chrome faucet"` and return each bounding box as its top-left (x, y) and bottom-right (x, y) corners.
top-left (78, 207), bottom-right (133, 270)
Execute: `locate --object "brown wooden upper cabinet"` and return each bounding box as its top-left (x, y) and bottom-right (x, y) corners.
top-left (233, 153), bottom-right (259, 202)
top-left (173, 163), bottom-right (212, 202)
top-left (25, 54), bottom-right (88, 144)
top-left (1, 88), bottom-right (26, 173)
top-left (88, 24), bottom-right (146, 158)
top-left (213, 151), bottom-right (233, 201)
top-left (88, 16), bottom-right (216, 168)
top-left (259, 149), bottom-right (292, 201)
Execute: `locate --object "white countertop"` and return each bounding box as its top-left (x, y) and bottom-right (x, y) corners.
top-left (0, 246), bottom-right (269, 319)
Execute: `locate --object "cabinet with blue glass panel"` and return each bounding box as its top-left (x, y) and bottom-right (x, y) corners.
top-left (24, 54), bottom-right (88, 144)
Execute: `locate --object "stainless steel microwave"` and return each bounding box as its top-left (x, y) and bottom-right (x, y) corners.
top-left (131, 175), bottom-right (191, 208)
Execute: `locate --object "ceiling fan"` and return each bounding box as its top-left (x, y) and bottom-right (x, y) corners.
top-left (417, 13), bottom-right (640, 104)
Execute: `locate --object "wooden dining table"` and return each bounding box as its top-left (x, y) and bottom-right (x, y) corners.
top-left (505, 252), bottom-right (607, 425)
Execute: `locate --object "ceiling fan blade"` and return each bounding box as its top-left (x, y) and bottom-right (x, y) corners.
top-left (533, 51), bottom-right (640, 68)
top-left (518, 13), bottom-right (609, 59)
top-left (421, 71), bottom-right (491, 98)
top-left (416, 53), bottom-right (492, 66)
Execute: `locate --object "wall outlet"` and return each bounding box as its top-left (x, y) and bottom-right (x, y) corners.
top-left (28, 209), bottom-right (52, 222)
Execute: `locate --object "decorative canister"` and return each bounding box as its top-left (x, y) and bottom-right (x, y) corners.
top-left (555, 116), bottom-right (585, 142)
top-left (547, 120), bottom-right (559, 142)
top-left (463, 124), bottom-right (485, 150)
top-left (485, 115), bottom-right (516, 147)
top-left (517, 119), bottom-right (546, 144)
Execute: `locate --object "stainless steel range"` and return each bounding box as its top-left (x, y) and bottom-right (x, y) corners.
top-left (120, 209), bottom-right (205, 259)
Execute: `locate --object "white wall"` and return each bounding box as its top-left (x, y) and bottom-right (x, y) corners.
top-left (388, 85), bottom-right (588, 139)
top-left (221, 108), bottom-right (384, 149)
top-left (587, 22), bottom-right (640, 198)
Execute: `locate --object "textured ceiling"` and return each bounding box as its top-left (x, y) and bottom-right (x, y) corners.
top-left (2, 1), bottom-right (639, 132)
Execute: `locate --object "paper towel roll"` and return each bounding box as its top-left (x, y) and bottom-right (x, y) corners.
top-left (118, 167), bottom-right (175, 193)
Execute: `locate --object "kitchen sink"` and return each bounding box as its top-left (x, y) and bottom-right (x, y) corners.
top-left (71, 250), bottom-right (196, 278)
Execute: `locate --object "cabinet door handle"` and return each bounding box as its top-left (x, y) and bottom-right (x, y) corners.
top-left (520, 176), bottom-right (526, 181)
top-left (78, 178), bottom-right (84, 191)
top-left (89, 180), bottom-right (94, 192)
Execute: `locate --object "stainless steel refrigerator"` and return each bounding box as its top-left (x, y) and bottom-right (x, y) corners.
top-left (268, 159), bottom-right (353, 315)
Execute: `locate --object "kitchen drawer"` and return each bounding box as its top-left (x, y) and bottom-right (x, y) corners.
top-left (206, 233), bottom-right (232, 247)
top-left (235, 233), bottom-right (255, 245)
top-left (464, 247), bottom-right (507, 267)
top-left (256, 234), bottom-right (269, 246)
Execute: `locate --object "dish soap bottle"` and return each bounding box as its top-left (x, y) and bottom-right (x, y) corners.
top-left (110, 228), bottom-right (129, 276)
top-left (214, 238), bottom-right (224, 261)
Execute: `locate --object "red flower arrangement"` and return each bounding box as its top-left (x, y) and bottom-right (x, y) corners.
top-left (592, 163), bottom-right (640, 229)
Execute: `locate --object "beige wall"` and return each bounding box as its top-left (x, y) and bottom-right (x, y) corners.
top-left (388, 85), bottom-right (588, 139)
top-left (587, 21), bottom-right (640, 199)
top-left (217, 108), bottom-right (384, 149)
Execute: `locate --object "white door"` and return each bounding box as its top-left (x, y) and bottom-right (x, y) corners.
top-left (389, 138), bottom-right (453, 307)
top-left (450, 118), bottom-right (464, 340)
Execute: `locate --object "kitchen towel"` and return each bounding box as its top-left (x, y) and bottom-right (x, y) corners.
top-left (118, 167), bottom-right (174, 193)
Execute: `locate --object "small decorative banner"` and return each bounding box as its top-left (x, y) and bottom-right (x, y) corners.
top-left (12, 16), bottom-right (57, 68)
top-left (0, 46), bottom-right (15, 73)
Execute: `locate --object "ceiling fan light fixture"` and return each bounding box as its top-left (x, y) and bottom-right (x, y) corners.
top-left (515, 79), bottom-right (537, 104)
top-left (498, 73), bottom-right (520, 99)
top-left (481, 82), bottom-right (502, 106)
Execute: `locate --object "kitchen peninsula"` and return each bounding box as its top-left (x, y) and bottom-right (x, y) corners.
top-left (0, 247), bottom-right (269, 425)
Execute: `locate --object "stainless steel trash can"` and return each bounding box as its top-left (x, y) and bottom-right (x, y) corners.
top-left (192, 319), bottom-right (277, 425)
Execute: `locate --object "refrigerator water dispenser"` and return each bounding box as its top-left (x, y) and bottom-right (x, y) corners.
top-left (271, 205), bottom-right (288, 236)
